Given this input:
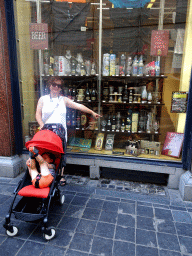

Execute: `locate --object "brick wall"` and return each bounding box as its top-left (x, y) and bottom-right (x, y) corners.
top-left (0, 1), bottom-right (15, 156)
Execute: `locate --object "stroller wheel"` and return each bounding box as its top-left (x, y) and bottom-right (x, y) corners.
top-left (43, 227), bottom-right (56, 240)
top-left (59, 194), bottom-right (65, 205)
top-left (6, 226), bottom-right (18, 237)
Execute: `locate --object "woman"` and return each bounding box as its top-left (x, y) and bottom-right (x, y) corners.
top-left (36, 77), bottom-right (101, 185)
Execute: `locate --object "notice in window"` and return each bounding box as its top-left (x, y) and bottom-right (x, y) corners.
top-left (171, 91), bottom-right (188, 113)
top-left (151, 30), bottom-right (169, 56)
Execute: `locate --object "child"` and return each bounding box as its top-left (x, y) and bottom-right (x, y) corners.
top-left (26, 146), bottom-right (56, 189)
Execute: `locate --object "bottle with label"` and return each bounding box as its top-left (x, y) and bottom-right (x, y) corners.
top-left (125, 110), bottom-right (132, 132)
top-left (111, 115), bottom-right (116, 131)
top-left (126, 56), bottom-right (132, 76)
top-left (91, 83), bottom-right (97, 101)
top-left (116, 112), bottom-right (121, 132)
top-left (106, 115), bottom-right (112, 131)
top-left (65, 50), bottom-right (72, 75)
top-left (80, 62), bottom-right (86, 76)
top-left (120, 54), bottom-right (126, 76)
top-left (132, 56), bottom-right (138, 76)
top-left (81, 112), bottom-right (87, 130)
top-left (123, 83), bottom-right (129, 103)
top-left (85, 83), bottom-right (91, 102)
top-left (131, 110), bottom-right (139, 133)
top-left (91, 62), bottom-right (96, 75)
top-left (138, 55), bottom-right (144, 76)
top-left (121, 118), bottom-right (125, 132)
top-left (71, 58), bottom-right (76, 76)
top-left (155, 61), bottom-right (160, 76)
top-left (128, 88), bottom-right (133, 103)
top-left (141, 86), bottom-right (148, 103)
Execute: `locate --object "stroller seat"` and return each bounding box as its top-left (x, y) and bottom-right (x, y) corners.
top-left (18, 185), bottom-right (50, 198)
top-left (3, 129), bottom-right (65, 240)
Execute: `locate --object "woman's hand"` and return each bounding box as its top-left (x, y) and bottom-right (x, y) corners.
top-left (92, 111), bottom-right (102, 119)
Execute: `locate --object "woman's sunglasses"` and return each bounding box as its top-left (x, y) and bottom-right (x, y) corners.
top-left (52, 82), bottom-right (62, 88)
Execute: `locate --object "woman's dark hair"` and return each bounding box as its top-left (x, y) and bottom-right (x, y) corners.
top-left (47, 77), bottom-right (63, 88)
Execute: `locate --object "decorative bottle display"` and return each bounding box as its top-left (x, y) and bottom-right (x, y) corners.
top-left (91, 83), bottom-right (97, 101)
top-left (85, 83), bottom-right (91, 102)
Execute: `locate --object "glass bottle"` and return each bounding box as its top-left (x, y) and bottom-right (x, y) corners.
top-left (126, 56), bottom-right (132, 76)
top-left (65, 50), bottom-right (72, 75)
top-left (123, 83), bottom-right (129, 103)
top-left (141, 86), bottom-right (148, 103)
top-left (106, 115), bottom-right (112, 131)
top-left (120, 53), bottom-right (126, 76)
top-left (85, 83), bottom-right (91, 102)
top-left (138, 55), bottom-right (144, 76)
top-left (80, 62), bottom-right (86, 76)
top-left (125, 110), bottom-right (132, 132)
top-left (91, 62), bottom-right (96, 75)
top-left (116, 112), bottom-right (121, 132)
top-left (111, 115), bottom-right (116, 131)
top-left (121, 118), bottom-right (125, 132)
top-left (132, 56), bottom-right (138, 76)
top-left (91, 83), bottom-right (97, 101)
top-left (71, 57), bottom-right (76, 76)
top-left (129, 88), bottom-right (133, 103)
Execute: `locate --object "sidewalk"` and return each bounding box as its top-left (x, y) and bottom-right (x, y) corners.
top-left (0, 173), bottom-right (191, 255)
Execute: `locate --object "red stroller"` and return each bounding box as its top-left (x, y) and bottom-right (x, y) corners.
top-left (3, 129), bottom-right (65, 240)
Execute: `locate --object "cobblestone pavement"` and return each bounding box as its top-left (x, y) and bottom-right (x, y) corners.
top-left (0, 173), bottom-right (192, 255)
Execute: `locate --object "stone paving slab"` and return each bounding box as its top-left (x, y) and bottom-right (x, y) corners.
top-left (0, 174), bottom-right (191, 255)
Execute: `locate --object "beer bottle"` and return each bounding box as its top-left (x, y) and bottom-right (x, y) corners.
top-left (85, 83), bottom-right (91, 102)
top-left (91, 83), bottom-right (97, 101)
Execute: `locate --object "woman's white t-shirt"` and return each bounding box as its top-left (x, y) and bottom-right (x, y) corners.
top-left (41, 95), bottom-right (67, 141)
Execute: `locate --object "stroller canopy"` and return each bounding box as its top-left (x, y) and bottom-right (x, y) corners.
top-left (26, 130), bottom-right (64, 154)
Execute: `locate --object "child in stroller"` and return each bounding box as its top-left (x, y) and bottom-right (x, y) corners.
top-left (27, 147), bottom-right (56, 189)
top-left (3, 129), bottom-right (65, 240)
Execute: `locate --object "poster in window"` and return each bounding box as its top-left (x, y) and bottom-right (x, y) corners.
top-left (151, 30), bottom-right (169, 56)
top-left (161, 132), bottom-right (184, 158)
top-left (171, 91), bottom-right (188, 113)
top-left (95, 133), bottom-right (104, 151)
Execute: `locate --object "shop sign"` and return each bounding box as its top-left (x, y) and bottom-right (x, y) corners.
top-left (29, 23), bottom-right (48, 50)
top-left (150, 30), bottom-right (169, 56)
top-left (171, 91), bottom-right (188, 113)
top-left (55, 0), bottom-right (86, 2)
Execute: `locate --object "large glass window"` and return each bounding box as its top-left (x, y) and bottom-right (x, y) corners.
top-left (14, 0), bottom-right (190, 161)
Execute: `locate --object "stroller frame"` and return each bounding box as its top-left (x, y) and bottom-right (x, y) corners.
top-left (3, 128), bottom-right (65, 240)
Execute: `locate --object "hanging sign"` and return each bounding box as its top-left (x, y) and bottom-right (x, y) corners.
top-left (150, 30), bottom-right (169, 56)
top-left (29, 23), bottom-right (48, 50)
